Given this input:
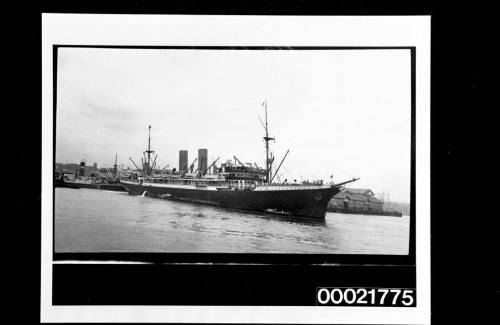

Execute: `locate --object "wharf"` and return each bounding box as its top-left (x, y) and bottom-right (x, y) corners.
top-left (326, 207), bottom-right (403, 217)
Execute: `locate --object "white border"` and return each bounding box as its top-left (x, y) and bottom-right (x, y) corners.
top-left (42, 14), bottom-right (430, 324)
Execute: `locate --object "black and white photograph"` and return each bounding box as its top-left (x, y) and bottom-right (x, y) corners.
top-left (54, 46), bottom-right (411, 255)
top-left (41, 14), bottom-right (430, 324)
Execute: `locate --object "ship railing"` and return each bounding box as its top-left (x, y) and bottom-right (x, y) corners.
top-left (256, 184), bottom-right (328, 191)
top-left (268, 182), bottom-right (324, 186)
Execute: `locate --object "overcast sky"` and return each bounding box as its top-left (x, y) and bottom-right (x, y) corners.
top-left (56, 48), bottom-right (411, 202)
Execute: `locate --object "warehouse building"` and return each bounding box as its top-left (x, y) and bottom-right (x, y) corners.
top-left (329, 188), bottom-right (384, 212)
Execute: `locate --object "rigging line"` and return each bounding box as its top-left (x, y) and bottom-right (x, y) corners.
top-left (282, 166), bottom-right (294, 179)
top-left (257, 115), bottom-right (266, 132)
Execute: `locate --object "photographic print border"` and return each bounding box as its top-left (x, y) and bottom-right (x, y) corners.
top-left (41, 14), bottom-right (430, 323)
top-left (52, 45), bottom-right (416, 266)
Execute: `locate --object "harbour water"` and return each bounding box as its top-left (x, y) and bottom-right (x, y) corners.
top-left (55, 188), bottom-right (410, 254)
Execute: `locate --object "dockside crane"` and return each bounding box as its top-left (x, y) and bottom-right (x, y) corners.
top-left (233, 156), bottom-right (246, 168)
top-left (187, 158), bottom-right (198, 173)
top-left (219, 159), bottom-right (232, 173)
top-left (204, 157), bottom-right (220, 175)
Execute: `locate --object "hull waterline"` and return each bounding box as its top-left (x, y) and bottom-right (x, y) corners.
top-left (120, 180), bottom-right (340, 219)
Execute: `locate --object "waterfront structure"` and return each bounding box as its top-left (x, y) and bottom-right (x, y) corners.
top-left (55, 162), bottom-right (98, 176)
top-left (329, 188), bottom-right (384, 212)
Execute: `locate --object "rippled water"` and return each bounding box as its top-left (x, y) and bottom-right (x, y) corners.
top-left (54, 188), bottom-right (409, 254)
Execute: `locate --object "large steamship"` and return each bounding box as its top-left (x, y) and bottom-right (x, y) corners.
top-left (120, 102), bottom-right (358, 219)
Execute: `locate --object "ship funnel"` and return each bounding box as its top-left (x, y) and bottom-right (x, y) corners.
top-left (78, 161), bottom-right (86, 177)
top-left (179, 150), bottom-right (188, 173)
top-left (198, 149), bottom-right (208, 175)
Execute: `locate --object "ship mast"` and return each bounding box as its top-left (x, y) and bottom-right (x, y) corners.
top-left (145, 125), bottom-right (155, 176)
top-left (262, 100), bottom-right (275, 183)
top-left (113, 153), bottom-right (118, 180)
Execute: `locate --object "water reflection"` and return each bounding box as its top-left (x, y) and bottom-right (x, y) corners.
top-left (55, 188), bottom-right (409, 254)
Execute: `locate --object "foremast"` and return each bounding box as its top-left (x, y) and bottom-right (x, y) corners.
top-left (144, 125), bottom-right (155, 176)
top-left (113, 152), bottom-right (118, 180)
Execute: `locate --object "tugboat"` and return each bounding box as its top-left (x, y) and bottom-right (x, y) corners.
top-left (120, 102), bottom-right (358, 219)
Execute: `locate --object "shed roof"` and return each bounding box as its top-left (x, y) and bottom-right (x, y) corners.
top-left (333, 190), bottom-right (383, 204)
top-left (343, 188), bottom-right (374, 195)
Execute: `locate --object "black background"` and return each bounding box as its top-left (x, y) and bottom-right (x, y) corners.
top-left (50, 44), bottom-right (416, 305)
top-left (8, 1), bottom-right (497, 324)
top-left (53, 264), bottom-right (415, 306)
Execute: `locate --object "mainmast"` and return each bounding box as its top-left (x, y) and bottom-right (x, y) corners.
top-left (144, 125), bottom-right (155, 176)
top-left (262, 100), bottom-right (275, 183)
top-left (113, 153), bottom-right (118, 180)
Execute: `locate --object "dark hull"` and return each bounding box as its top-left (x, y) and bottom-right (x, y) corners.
top-left (54, 179), bottom-right (80, 189)
top-left (98, 183), bottom-right (127, 192)
top-left (62, 182), bottom-right (126, 192)
top-left (65, 182), bottom-right (99, 190)
top-left (120, 182), bottom-right (340, 219)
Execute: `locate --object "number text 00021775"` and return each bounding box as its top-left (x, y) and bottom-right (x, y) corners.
top-left (316, 288), bottom-right (416, 307)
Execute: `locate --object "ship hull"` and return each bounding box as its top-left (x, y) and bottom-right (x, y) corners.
top-left (98, 183), bottom-right (127, 192)
top-left (64, 182), bottom-right (99, 190)
top-left (54, 179), bottom-right (80, 189)
top-left (62, 182), bottom-right (126, 192)
top-left (120, 181), bottom-right (340, 219)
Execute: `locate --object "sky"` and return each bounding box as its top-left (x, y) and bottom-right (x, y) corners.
top-left (56, 48), bottom-right (411, 203)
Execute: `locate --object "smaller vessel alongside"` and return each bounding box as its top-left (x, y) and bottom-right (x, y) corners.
top-left (56, 154), bottom-right (126, 192)
top-left (54, 172), bottom-right (80, 189)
